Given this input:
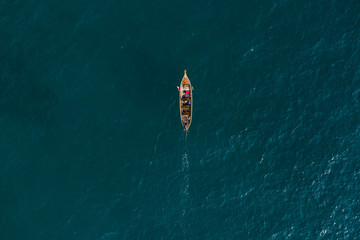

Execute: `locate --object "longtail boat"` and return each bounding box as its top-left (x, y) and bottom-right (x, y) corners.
top-left (179, 70), bottom-right (193, 132)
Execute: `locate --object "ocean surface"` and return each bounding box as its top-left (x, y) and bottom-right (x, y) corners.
top-left (1, 0), bottom-right (360, 239)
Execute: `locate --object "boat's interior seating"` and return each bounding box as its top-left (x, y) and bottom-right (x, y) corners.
top-left (180, 84), bottom-right (191, 127)
top-left (182, 116), bottom-right (190, 125)
top-left (181, 96), bottom-right (190, 100)
top-left (183, 84), bottom-right (190, 90)
top-left (182, 104), bottom-right (190, 109)
top-left (182, 90), bottom-right (190, 96)
top-left (182, 109), bottom-right (190, 114)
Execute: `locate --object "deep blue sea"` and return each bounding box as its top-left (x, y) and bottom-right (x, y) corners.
top-left (1, 0), bottom-right (360, 239)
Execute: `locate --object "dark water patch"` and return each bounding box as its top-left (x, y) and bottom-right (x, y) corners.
top-left (0, 66), bottom-right (58, 124)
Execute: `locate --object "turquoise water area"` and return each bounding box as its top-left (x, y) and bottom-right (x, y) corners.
top-left (1, 0), bottom-right (360, 239)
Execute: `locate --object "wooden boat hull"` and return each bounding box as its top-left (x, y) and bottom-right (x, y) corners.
top-left (179, 70), bottom-right (193, 132)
